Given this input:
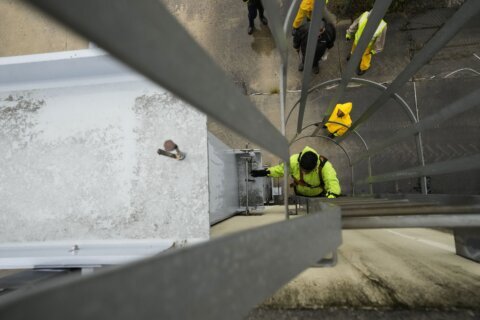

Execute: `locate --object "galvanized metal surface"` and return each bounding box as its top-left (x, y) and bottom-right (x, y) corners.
top-left (296, 0), bottom-right (325, 133)
top-left (343, 214), bottom-right (480, 229)
top-left (0, 210), bottom-right (342, 320)
top-left (355, 153), bottom-right (480, 185)
top-left (351, 89), bottom-right (480, 165)
top-left (339, 0), bottom-right (480, 142)
top-left (26, 0), bottom-right (289, 160)
top-left (207, 133), bottom-right (239, 225)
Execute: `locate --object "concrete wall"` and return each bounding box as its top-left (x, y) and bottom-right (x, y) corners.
top-left (0, 51), bottom-right (209, 243)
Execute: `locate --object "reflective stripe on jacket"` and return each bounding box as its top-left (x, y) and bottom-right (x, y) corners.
top-left (267, 146), bottom-right (341, 197)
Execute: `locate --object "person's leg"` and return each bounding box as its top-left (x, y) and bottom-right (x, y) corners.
top-left (312, 46), bottom-right (324, 74)
top-left (247, 3), bottom-right (257, 34)
top-left (257, 0), bottom-right (268, 25)
top-left (358, 48), bottom-right (372, 74)
top-left (298, 46), bottom-right (306, 71)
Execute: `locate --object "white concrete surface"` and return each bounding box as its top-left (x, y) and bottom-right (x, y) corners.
top-left (0, 51), bottom-right (210, 244)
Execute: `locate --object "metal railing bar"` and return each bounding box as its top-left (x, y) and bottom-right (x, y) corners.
top-left (288, 77), bottom-right (416, 136)
top-left (351, 88), bottom-right (480, 166)
top-left (284, 0), bottom-right (302, 36)
top-left (355, 153), bottom-right (480, 186)
top-left (315, 0), bottom-right (393, 133)
top-left (262, 1), bottom-right (287, 63)
top-left (0, 209), bottom-right (341, 320)
top-left (342, 205), bottom-right (480, 217)
top-left (296, 0), bottom-right (326, 133)
top-left (26, 0), bottom-right (289, 160)
top-left (413, 81), bottom-right (428, 195)
top-left (343, 214), bottom-right (480, 229)
top-left (337, 0), bottom-right (480, 143)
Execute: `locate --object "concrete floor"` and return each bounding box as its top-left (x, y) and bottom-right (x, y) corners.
top-left (212, 206), bottom-right (480, 314)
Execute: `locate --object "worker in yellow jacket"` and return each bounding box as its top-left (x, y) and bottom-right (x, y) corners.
top-left (251, 146), bottom-right (341, 198)
top-left (346, 11), bottom-right (387, 75)
top-left (292, 0), bottom-right (335, 32)
top-left (325, 102), bottom-right (352, 138)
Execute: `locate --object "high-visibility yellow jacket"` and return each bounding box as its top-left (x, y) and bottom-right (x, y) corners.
top-left (267, 146), bottom-right (341, 197)
top-left (325, 102), bottom-right (352, 136)
top-left (346, 11), bottom-right (387, 54)
top-left (293, 0), bottom-right (331, 29)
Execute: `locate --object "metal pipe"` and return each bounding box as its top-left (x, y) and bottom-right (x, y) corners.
top-left (343, 214), bottom-right (480, 229)
top-left (296, 0), bottom-right (325, 133)
top-left (339, 0), bottom-right (480, 142)
top-left (355, 153), bottom-right (480, 186)
top-left (351, 89), bottom-right (480, 166)
top-left (342, 205), bottom-right (480, 217)
top-left (26, 0), bottom-right (290, 160)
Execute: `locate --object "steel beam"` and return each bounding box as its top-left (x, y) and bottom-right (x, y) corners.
top-left (26, 0), bottom-right (289, 160)
top-left (351, 89), bottom-right (480, 165)
top-left (338, 0), bottom-right (480, 143)
top-left (296, 0), bottom-right (325, 133)
top-left (343, 214), bottom-right (480, 229)
top-left (355, 153), bottom-right (480, 186)
top-left (342, 205), bottom-right (480, 217)
top-left (0, 209), bottom-right (341, 320)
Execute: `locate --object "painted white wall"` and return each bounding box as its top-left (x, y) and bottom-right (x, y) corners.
top-left (0, 50), bottom-right (209, 243)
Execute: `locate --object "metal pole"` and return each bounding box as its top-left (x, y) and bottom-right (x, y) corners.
top-left (355, 153), bottom-right (480, 186)
top-left (296, 0), bottom-right (325, 133)
top-left (343, 214), bottom-right (480, 229)
top-left (351, 88), bottom-right (480, 166)
top-left (26, 0), bottom-right (290, 160)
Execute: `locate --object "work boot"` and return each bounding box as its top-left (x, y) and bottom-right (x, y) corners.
top-left (248, 26), bottom-right (254, 35)
top-left (298, 62), bottom-right (304, 72)
top-left (312, 64), bottom-right (319, 74)
top-left (260, 16), bottom-right (268, 25)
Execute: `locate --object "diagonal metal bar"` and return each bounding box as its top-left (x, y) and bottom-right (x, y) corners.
top-left (310, 0), bottom-right (392, 137)
top-left (337, 0), bottom-right (480, 143)
top-left (26, 0), bottom-right (289, 160)
top-left (0, 209), bottom-right (341, 320)
top-left (351, 88), bottom-right (480, 166)
top-left (262, 1), bottom-right (287, 63)
top-left (296, 0), bottom-right (325, 133)
top-left (343, 214), bottom-right (480, 229)
top-left (355, 153), bottom-right (480, 186)
top-left (284, 0), bottom-right (302, 36)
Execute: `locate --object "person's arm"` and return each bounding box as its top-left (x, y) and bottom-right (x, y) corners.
top-left (266, 162), bottom-right (285, 178)
top-left (321, 161), bottom-right (341, 197)
top-left (293, 8), bottom-right (307, 29)
top-left (371, 25), bottom-right (387, 54)
top-left (346, 16), bottom-right (360, 40)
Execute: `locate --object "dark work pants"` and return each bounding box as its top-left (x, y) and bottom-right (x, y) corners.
top-left (248, 0), bottom-right (265, 27)
top-left (301, 44), bottom-right (327, 67)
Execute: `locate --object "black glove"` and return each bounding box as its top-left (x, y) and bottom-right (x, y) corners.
top-left (250, 169), bottom-right (269, 177)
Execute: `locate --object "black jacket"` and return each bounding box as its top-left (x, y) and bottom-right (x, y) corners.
top-left (293, 21), bottom-right (336, 58)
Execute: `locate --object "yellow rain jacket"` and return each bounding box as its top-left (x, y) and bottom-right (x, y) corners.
top-left (267, 146), bottom-right (341, 197)
top-left (325, 102), bottom-right (353, 137)
top-left (293, 0), bottom-right (331, 29)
